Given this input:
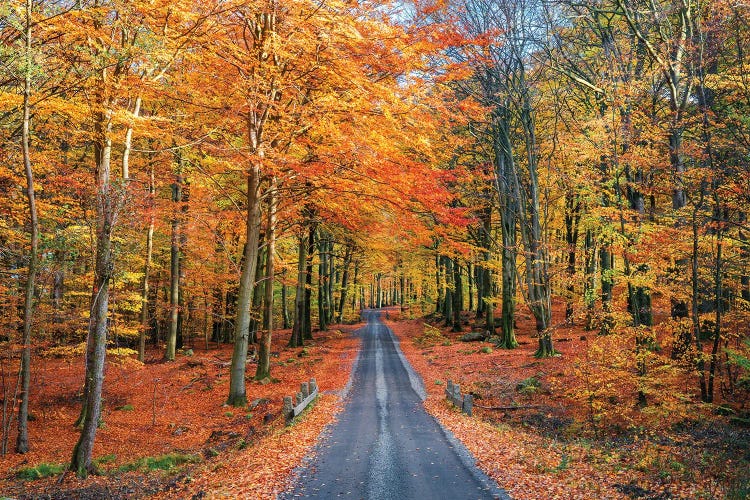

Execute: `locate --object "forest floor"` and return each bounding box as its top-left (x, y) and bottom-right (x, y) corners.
top-left (0, 325), bottom-right (361, 499)
top-left (3, 306), bottom-right (749, 499)
top-left (387, 306), bottom-right (750, 500)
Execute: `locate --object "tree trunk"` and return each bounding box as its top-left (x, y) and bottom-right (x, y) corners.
top-left (16, 0), bottom-right (37, 453)
top-left (227, 164), bottom-right (262, 407)
top-left (564, 193), bottom-right (581, 322)
top-left (165, 173), bottom-right (183, 361)
top-left (318, 232), bottom-right (328, 331)
top-left (740, 212), bottom-right (749, 302)
top-left (138, 166), bottom-right (155, 362)
top-left (289, 233), bottom-right (307, 348)
top-left (281, 268), bottom-right (290, 329)
top-left (691, 202), bottom-right (708, 401)
top-left (327, 238), bottom-right (335, 324)
top-left (376, 273), bottom-right (383, 309)
top-left (452, 259), bottom-right (462, 332)
top-left (499, 201), bottom-right (518, 348)
top-left (249, 240), bottom-right (266, 345)
top-left (303, 224), bottom-right (315, 339)
top-left (71, 80), bottom-right (115, 477)
top-left (599, 244), bottom-right (614, 335)
top-left (256, 177), bottom-right (276, 380)
top-left (435, 253), bottom-right (443, 315)
top-left (583, 229), bottom-right (597, 330)
top-left (467, 263), bottom-right (474, 312)
top-left (706, 200), bottom-right (724, 403)
top-left (443, 257), bottom-right (453, 327)
top-left (400, 273), bottom-right (406, 310)
top-left (337, 244), bottom-right (353, 323)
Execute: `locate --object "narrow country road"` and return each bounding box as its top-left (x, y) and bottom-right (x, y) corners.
top-left (284, 310), bottom-right (508, 500)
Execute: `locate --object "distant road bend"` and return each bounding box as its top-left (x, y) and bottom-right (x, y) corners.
top-left (284, 310), bottom-right (508, 499)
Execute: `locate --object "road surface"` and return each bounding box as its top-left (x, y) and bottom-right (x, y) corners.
top-left (284, 310), bottom-right (507, 499)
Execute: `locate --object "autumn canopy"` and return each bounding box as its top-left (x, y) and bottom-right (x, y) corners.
top-left (1, 0), bottom-right (749, 496)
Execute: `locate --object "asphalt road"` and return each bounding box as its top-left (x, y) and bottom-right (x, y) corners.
top-left (284, 310), bottom-right (508, 500)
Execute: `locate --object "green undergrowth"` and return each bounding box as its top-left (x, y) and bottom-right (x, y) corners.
top-left (16, 462), bottom-right (66, 480)
top-left (116, 452), bottom-right (200, 474)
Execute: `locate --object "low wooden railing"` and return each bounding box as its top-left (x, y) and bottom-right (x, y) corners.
top-left (282, 378), bottom-right (319, 424)
top-left (445, 379), bottom-right (473, 416)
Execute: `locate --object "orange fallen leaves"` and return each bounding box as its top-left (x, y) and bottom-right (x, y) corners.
top-left (389, 316), bottom-right (727, 500)
top-left (0, 326), bottom-right (361, 499)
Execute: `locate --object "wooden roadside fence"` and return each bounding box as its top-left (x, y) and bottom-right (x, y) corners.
top-left (445, 379), bottom-right (473, 416)
top-left (282, 378), bottom-right (318, 424)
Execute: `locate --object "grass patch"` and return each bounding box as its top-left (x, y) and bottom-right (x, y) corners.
top-left (94, 454), bottom-right (117, 466)
top-left (16, 462), bottom-right (66, 480)
top-left (116, 404), bottom-right (134, 411)
top-left (117, 453), bottom-right (200, 473)
top-left (516, 375), bottom-right (542, 395)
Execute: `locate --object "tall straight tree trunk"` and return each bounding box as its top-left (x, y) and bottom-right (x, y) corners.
top-left (337, 244), bottom-right (353, 322)
top-left (452, 259), bottom-right (462, 332)
top-left (166, 171), bottom-right (184, 361)
top-left (326, 238), bottom-right (334, 324)
top-left (435, 253), bottom-right (443, 315)
top-left (303, 224), bottom-right (315, 339)
top-left (467, 263), bottom-right (474, 312)
top-left (691, 200), bottom-right (708, 401)
top-left (740, 212), bottom-right (749, 302)
top-left (289, 233), bottom-right (307, 348)
top-left (564, 193), bottom-right (581, 322)
top-left (600, 243), bottom-right (614, 335)
top-left (351, 259), bottom-right (360, 311)
top-left (443, 257), bottom-right (453, 327)
top-left (494, 124), bottom-right (519, 348)
top-left (376, 273), bottom-right (383, 309)
top-left (256, 177), bottom-right (276, 380)
top-left (583, 229), bottom-right (597, 330)
top-left (400, 273), bottom-right (406, 310)
top-left (706, 199), bottom-right (725, 403)
top-left (499, 199), bottom-right (518, 349)
top-left (318, 232), bottom-right (328, 331)
top-left (281, 268), bottom-right (290, 329)
top-left (71, 77), bottom-right (115, 477)
top-left (227, 163), bottom-right (262, 407)
top-left (138, 165), bottom-right (155, 362)
top-left (249, 237), bottom-right (266, 345)
top-left (16, 0), bottom-right (37, 453)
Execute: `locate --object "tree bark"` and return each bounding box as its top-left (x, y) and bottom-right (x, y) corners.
top-left (289, 233), bottom-right (307, 348)
top-left (16, 0), bottom-right (37, 453)
top-left (71, 74), bottom-right (115, 477)
top-left (451, 259), bottom-right (462, 332)
top-left (166, 171), bottom-right (184, 361)
top-left (256, 177), bottom-right (276, 380)
top-left (318, 232), bottom-right (328, 331)
top-left (138, 165), bottom-right (154, 362)
top-left (303, 224), bottom-right (315, 339)
top-left (337, 243), bottom-right (353, 322)
top-left (281, 268), bottom-right (290, 329)
top-left (227, 164), bottom-right (262, 407)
